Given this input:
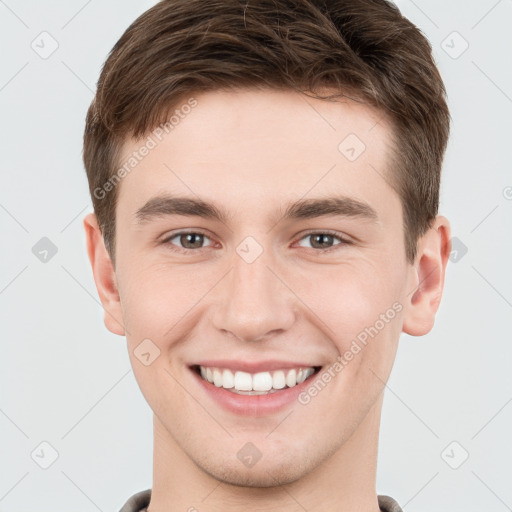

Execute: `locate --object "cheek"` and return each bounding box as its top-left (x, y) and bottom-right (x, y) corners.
top-left (293, 259), bottom-right (404, 388)
top-left (293, 261), bottom-right (400, 343)
top-left (118, 261), bottom-right (214, 338)
top-left (118, 263), bottom-right (204, 410)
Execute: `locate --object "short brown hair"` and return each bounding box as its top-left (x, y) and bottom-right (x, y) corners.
top-left (83, 0), bottom-right (450, 266)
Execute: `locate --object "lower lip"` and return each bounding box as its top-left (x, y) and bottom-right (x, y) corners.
top-left (190, 366), bottom-right (320, 416)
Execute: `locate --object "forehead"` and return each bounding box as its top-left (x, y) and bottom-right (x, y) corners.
top-left (116, 88), bottom-right (400, 228)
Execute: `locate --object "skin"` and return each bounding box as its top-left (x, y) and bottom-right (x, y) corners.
top-left (84, 88), bottom-right (451, 512)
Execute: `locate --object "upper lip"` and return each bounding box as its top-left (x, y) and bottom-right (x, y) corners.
top-left (191, 359), bottom-right (322, 373)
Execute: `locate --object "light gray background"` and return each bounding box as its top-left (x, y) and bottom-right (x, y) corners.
top-left (1, 0), bottom-right (511, 510)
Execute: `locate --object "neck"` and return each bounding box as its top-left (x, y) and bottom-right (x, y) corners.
top-left (148, 394), bottom-right (383, 512)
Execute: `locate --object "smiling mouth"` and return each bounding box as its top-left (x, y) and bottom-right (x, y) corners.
top-left (191, 364), bottom-right (322, 395)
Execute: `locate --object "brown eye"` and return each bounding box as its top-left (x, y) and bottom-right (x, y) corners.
top-left (163, 231), bottom-right (214, 251)
top-left (297, 231), bottom-right (349, 251)
top-left (180, 233), bottom-right (204, 249)
top-left (310, 233), bottom-right (335, 249)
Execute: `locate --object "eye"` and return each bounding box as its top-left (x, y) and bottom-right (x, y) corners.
top-left (162, 231), bottom-right (215, 252)
top-left (296, 230), bottom-right (351, 251)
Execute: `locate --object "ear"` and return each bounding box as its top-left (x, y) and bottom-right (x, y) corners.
top-left (402, 215), bottom-right (451, 336)
top-left (83, 212), bottom-right (125, 336)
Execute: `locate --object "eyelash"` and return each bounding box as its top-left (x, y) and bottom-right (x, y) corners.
top-left (161, 229), bottom-right (351, 254)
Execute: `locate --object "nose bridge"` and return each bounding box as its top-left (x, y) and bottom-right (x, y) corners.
top-left (212, 243), bottom-right (295, 342)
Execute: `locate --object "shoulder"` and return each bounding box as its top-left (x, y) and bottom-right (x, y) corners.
top-left (119, 488), bottom-right (151, 512)
top-left (378, 494), bottom-right (403, 512)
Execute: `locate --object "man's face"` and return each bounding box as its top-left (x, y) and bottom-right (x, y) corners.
top-left (110, 88), bottom-right (415, 485)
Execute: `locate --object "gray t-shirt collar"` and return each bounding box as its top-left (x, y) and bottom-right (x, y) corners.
top-left (119, 488), bottom-right (403, 512)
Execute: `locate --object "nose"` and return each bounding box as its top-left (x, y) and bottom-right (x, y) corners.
top-left (212, 249), bottom-right (296, 343)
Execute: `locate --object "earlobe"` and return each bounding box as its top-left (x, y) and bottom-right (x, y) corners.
top-left (83, 212), bottom-right (126, 336)
top-left (402, 215), bottom-right (451, 337)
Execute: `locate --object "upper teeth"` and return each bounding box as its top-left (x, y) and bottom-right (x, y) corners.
top-left (199, 366), bottom-right (316, 392)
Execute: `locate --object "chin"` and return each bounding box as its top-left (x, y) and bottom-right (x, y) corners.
top-left (201, 460), bottom-right (308, 488)
top-left (193, 443), bottom-right (323, 489)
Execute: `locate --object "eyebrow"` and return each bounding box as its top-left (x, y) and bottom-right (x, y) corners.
top-left (134, 194), bottom-right (379, 225)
